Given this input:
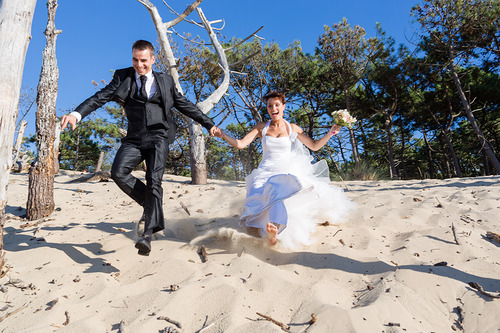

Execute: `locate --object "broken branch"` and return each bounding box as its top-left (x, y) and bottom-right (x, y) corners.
top-left (157, 316), bottom-right (182, 328)
top-left (179, 202), bottom-right (190, 216)
top-left (256, 312), bottom-right (290, 332)
top-left (468, 282), bottom-right (500, 299)
top-left (0, 303), bottom-right (29, 323)
top-left (452, 223), bottom-right (460, 245)
top-left (197, 245), bottom-right (208, 262)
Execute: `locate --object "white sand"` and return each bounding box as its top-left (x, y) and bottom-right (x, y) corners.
top-left (2, 171), bottom-right (499, 332)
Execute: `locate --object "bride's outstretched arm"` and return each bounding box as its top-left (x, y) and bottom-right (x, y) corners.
top-left (294, 123), bottom-right (341, 151)
top-left (214, 124), bottom-right (263, 149)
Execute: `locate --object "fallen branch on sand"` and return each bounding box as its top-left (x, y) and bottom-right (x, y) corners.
top-left (256, 312), bottom-right (290, 332)
top-left (451, 223), bottom-right (460, 245)
top-left (157, 316), bottom-right (182, 329)
top-left (68, 171), bottom-right (111, 183)
top-left (199, 322), bottom-right (215, 333)
top-left (485, 231), bottom-right (500, 244)
top-left (453, 305), bottom-right (464, 331)
top-left (62, 311), bottom-right (70, 326)
top-left (468, 282), bottom-right (500, 299)
top-left (0, 302), bottom-right (29, 323)
top-left (197, 245), bottom-right (208, 263)
top-left (179, 202), bottom-right (190, 216)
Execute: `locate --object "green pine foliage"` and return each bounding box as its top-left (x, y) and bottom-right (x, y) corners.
top-left (51, 0), bottom-right (499, 180)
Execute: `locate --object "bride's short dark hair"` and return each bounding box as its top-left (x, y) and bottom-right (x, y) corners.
top-left (263, 91), bottom-right (285, 104)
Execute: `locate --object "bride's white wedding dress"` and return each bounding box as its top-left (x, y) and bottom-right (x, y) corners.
top-left (240, 121), bottom-right (354, 248)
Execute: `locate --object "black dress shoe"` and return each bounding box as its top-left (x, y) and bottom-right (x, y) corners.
top-left (135, 236), bottom-right (151, 256)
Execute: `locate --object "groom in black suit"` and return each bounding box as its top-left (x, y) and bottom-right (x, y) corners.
top-left (61, 40), bottom-right (218, 256)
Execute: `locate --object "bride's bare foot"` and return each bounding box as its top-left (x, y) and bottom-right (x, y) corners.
top-left (266, 222), bottom-right (278, 246)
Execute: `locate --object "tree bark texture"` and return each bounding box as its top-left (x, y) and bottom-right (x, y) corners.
top-left (12, 120), bottom-right (28, 169)
top-left (53, 122), bottom-right (60, 174)
top-left (27, 0), bottom-right (61, 220)
top-left (95, 151), bottom-right (104, 172)
top-left (189, 122), bottom-right (207, 184)
top-left (0, 0), bottom-right (37, 276)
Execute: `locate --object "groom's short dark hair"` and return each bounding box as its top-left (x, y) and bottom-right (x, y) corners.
top-left (132, 40), bottom-right (155, 55)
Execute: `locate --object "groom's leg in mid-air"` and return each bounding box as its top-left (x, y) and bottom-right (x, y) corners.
top-left (111, 142), bottom-right (146, 206)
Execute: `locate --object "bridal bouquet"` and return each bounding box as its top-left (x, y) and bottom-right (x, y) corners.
top-left (332, 109), bottom-right (357, 128)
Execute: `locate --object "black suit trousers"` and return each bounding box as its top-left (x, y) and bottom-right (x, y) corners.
top-left (111, 135), bottom-right (169, 235)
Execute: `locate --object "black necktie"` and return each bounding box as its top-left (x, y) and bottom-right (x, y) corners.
top-left (140, 75), bottom-right (148, 100)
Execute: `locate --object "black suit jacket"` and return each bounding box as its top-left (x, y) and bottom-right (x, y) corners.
top-left (74, 67), bottom-right (215, 143)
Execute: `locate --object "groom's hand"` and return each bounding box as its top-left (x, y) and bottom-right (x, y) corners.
top-left (61, 114), bottom-right (77, 131)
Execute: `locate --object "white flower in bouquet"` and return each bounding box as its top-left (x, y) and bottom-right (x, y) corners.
top-left (332, 109), bottom-right (357, 128)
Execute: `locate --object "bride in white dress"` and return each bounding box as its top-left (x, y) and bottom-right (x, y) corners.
top-left (213, 91), bottom-right (353, 248)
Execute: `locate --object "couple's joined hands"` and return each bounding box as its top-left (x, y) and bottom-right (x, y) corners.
top-left (210, 126), bottom-right (224, 138)
top-left (61, 114), bottom-right (224, 138)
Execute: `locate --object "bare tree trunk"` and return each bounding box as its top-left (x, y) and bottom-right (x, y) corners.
top-left (399, 119), bottom-right (409, 179)
top-left (53, 121), bottom-right (60, 174)
top-left (344, 89), bottom-right (360, 166)
top-left (422, 129), bottom-right (435, 179)
top-left (12, 120), bottom-right (28, 168)
top-left (449, 51), bottom-right (500, 174)
top-left (95, 151), bottom-right (104, 172)
top-left (0, 0), bottom-right (37, 277)
top-left (27, 0), bottom-right (61, 220)
top-left (189, 122), bottom-right (207, 183)
top-left (441, 128), bottom-right (461, 177)
top-left (437, 134), bottom-right (453, 178)
top-left (383, 114), bottom-right (398, 179)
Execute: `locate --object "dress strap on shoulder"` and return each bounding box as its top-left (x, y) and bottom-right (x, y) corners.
top-left (262, 121), bottom-right (271, 137)
top-left (285, 120), bottom-right (293, 136)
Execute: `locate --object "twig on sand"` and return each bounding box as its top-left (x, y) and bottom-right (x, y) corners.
top-left (468, 282), bottom-right (500, 299)
top-left (454, 306), bottom-right (464, 331)
top-left (256, 312), bottom-right (290, 332)
top-left (0, 265), bottom-right (11, 279)
top-left (198, 245), bottom-right (208, 263)
top-left (485, 231), bottom-right (500, 244)
top-left (199, 322), bottom-right (215, 333)
top-left (179, 202), bottom-right (191, 216)
top-left (0, 302), bottom-right (29, 323)
top-left (435, 197), bottom-right (444, 208)
top-left (158, 316), bottom-right (182, 329)
top-left (62, 311), bottom-right (70, 326)
top-left (332, 229), bottom-right (342, 239)
top-left (451, 223), bottom-right (460, 245)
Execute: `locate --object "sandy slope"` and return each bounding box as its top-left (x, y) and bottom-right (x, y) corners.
top-left (1, 171), bottom-right (499, 332)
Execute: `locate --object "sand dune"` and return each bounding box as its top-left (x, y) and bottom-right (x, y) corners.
top-left (2, 171), bottom-right (499, 332)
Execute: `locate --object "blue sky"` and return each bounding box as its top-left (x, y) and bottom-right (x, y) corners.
top-left (20, 0), bottom-right (420, 135)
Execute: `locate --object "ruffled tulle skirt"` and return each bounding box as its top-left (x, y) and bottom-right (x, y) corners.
top-left (240, 150), bottom-right (354, 249)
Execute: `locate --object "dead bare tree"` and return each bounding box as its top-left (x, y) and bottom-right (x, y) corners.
top-left (0, 0), bottom-right (37, 278)
top-left (11, 120), bottom-right (28, 169)
top-left (137, 0), bottom-right (232, 184)
top-left (26, 0), bottom-right (62, 220)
